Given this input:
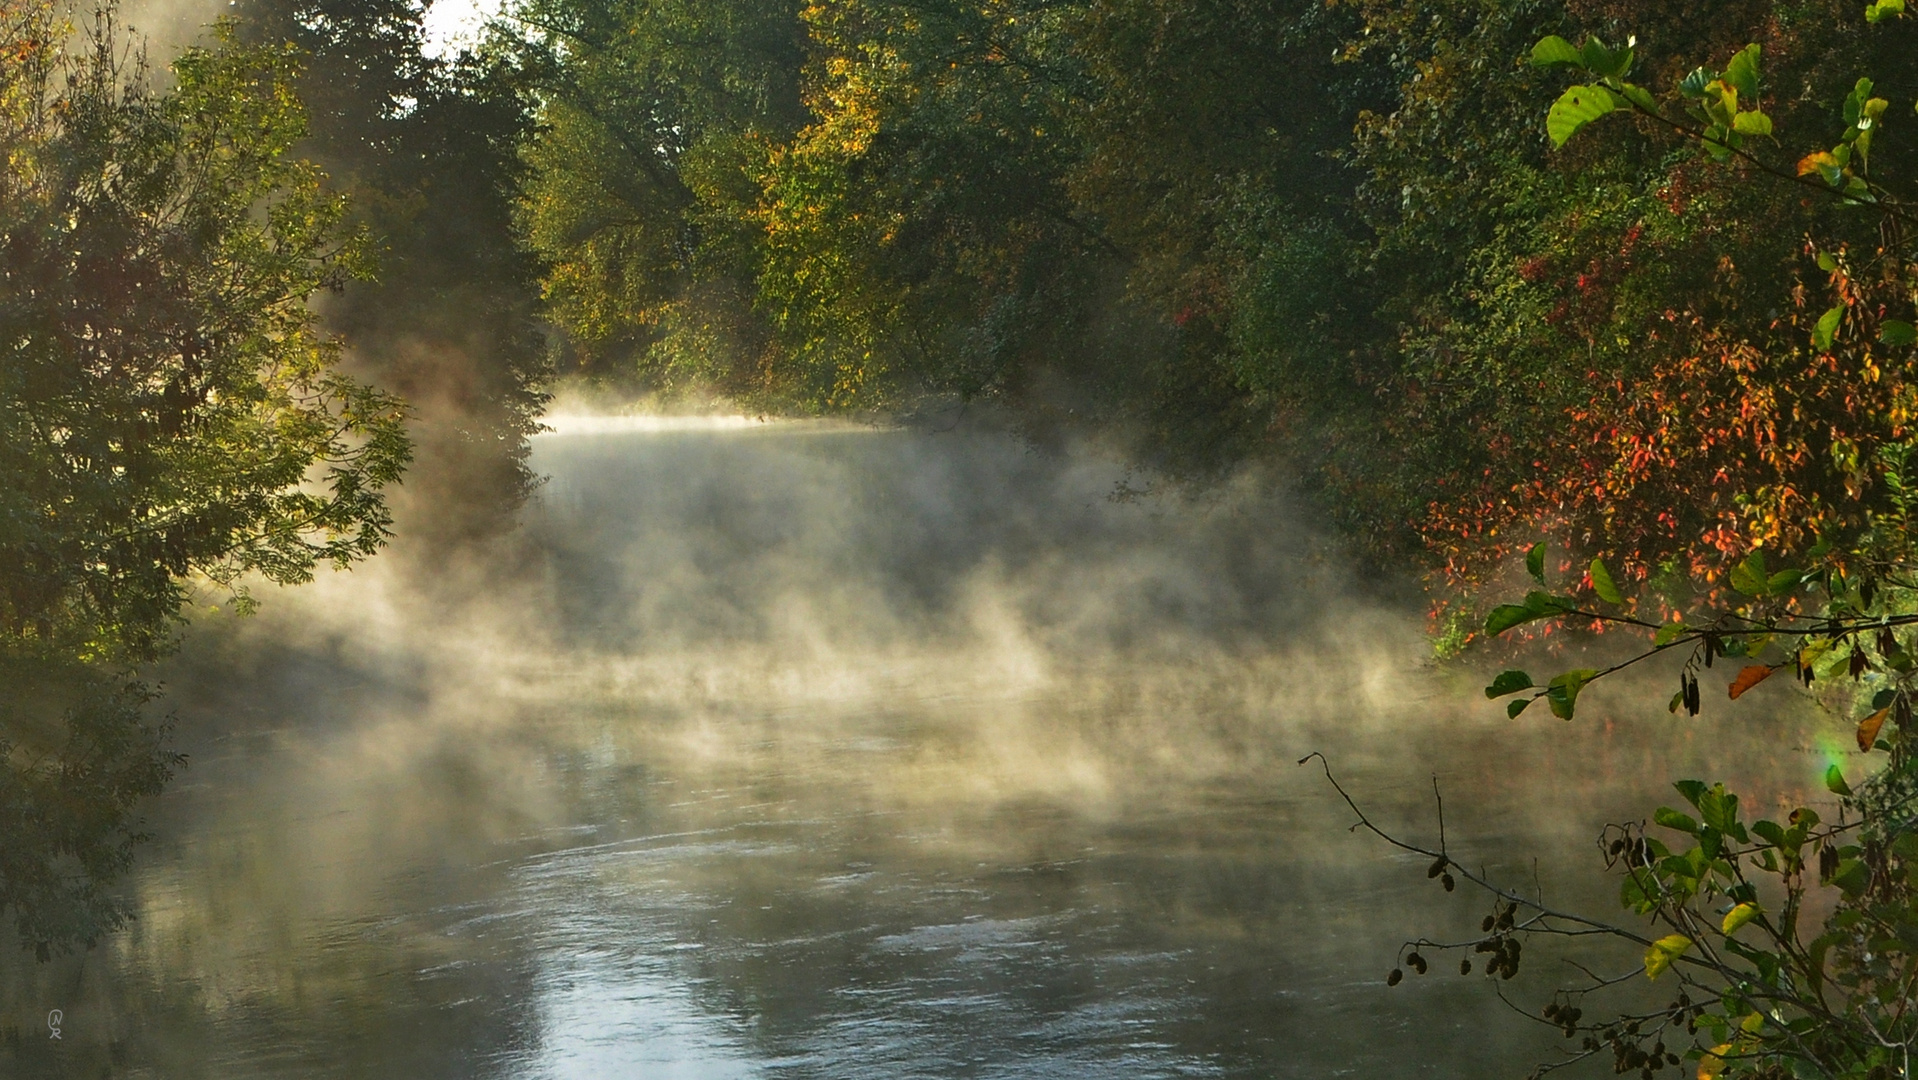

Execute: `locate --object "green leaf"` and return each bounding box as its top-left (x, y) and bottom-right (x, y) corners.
top-left (1817, 251), bottom-right (1838, 271)
top-left (1547, 85), bottom-right (1620, 147)
top-left (1486, 670), bottom-right (1534, 698)
top-left (1702, 125), bottom-right (1735, 161)
top-left (1654, 807), bottom-right (1701, 833)
top-left (1766, 569), bottom-right (1803, 595)
top-left (1678, 66), bottom-right (1713, 98)
top-left (1880, 319), bottom-right (1916, 345)
top-left (1531, 35), bottom-right (1584, 69)
top-left (1589, 557), bottom-right (1625, 604)
top-left (1546, 668), bottom-right (1599, 720)
top-left (1644, 934), bottom-right (1692, 979)
top-left (1731, 110), bottom-right (1772, 136)
top-left (1813, 305), bottom-right (1845, 351)
top-left (1488, 590), bottom-right (1580, 635)
top-left (1751, 820), bottom-right (1787, 848)
top-left (1721, 44), bottom-right (1760, 102)
top-left (1526, 541), bottom-right (1547, 585)
top-left (1721, 902), bottom-right (1760, 935)
top-left (1617, 82), bottom-right (1658, 113)
top-left (1846, 78), bottom-right (1876, 125)
top-left (1577, 36), bottom-right (1632, 78)
top-left (1831, 857), bottom-right (1870, 895)
top-left (1674, 779), bottom-right (1709, 809)
top-left (1826, 763), bottom-right (1854, 797)
top-left (1698, 785), bottom-right (1741, 835)
top-left (1525, 591), bottom-right (1577, 614)
top-left (1654, 621), bottom-right (1688, 647)
top-left (1486, 604), bottom-right (1540, 636)
top-left (1729, 550), bottom-right (1769, 595)
top-left (1867, 0), bottom-right (1906, 22)
top-left (1507, 697), bottom-right (1533, 719)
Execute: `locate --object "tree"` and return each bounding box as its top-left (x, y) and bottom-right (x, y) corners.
top-left (0, 0), bottom-right (408, 956)
top-left (231, 0), bottom-right (551, 543)
top-left (1354, 8), bottom-right (1918, 1075)
top-left (509, 0), bottom-right (808, 398)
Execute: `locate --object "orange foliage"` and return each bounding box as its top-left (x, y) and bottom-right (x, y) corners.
top-left (1424, 249), bottom-right (1916, 596)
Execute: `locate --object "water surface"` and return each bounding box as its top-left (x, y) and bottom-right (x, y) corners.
top-left (3, 417), bottom-right (1834, 1077)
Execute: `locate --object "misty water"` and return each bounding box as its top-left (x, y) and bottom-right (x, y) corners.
top-left (5, 416), bottom-right (1837, 1078)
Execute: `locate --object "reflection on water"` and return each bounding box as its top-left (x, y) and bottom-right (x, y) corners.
top-left (2, 420), bottom-right (1836, 1078)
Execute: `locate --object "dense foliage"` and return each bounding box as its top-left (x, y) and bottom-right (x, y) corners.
top-left (0, 2), bottom-right (408, 956)
top-left (232, 0), bottom-right (551, 543)
top-left (1401, 12), bottom-right (1918, 1079)
top-left (504, 1), bottom-right (1909, 587)
top-left (508, 0), bottom-right (1362, 470)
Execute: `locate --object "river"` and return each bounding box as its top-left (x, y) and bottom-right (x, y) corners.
top-left (3, 415), bottom-right (1833, 1077)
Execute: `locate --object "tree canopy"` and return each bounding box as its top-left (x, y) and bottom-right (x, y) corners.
top-left (0, 1), bottom-right (408, 956)
top-left (507, 0), bottom-right (1914, 600)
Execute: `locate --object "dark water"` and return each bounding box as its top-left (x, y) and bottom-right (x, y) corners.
top-left (2, 417), bottom-right (1839, 1078)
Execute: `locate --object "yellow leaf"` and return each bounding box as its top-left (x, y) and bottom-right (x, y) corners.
top-left (1721, 902), bottom-right (1760, 935)
top-left (1728, 665), bottom-right (1776, 700)
top-left (1698, 1044), bottom-right (1732, 1080)
top-left (1644, 934), bottom-right (1692, 979)
top-left (1797, 150), bottom-right (1839, 176)
top-left (1857, 706), bottom-right (1890, 752)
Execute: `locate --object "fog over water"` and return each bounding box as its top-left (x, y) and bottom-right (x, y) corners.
top-left (2, 415), bottom-right (1839, 1077)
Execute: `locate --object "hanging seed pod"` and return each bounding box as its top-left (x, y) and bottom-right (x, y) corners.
top-left (1821, 842), bottom-right (1839, 881)
top-left (1543, 1003), bottom-right (1559, 1019)
top-left (1440, 873), bottom-right (1455, 892)
top-left (1898, 693), bottom-right (1912, 730)
top-left (1851, 646), bottom-right (1871, 678)
top-left (1881, 627), bottom-right (1899, 657)
top-left (1386, 968), bottom-right (1403, 986)
top-left (1459, 958), bottom-right (1471, 975)
top-left (1482, 914), bottom-right (1497, 931)
top-left (1427, 856), bottom-right (1447, 878)
top-left (1685, 674), bottom-right (1700, 715)
top-left (1407, 952), bottom-right (1427, 975)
